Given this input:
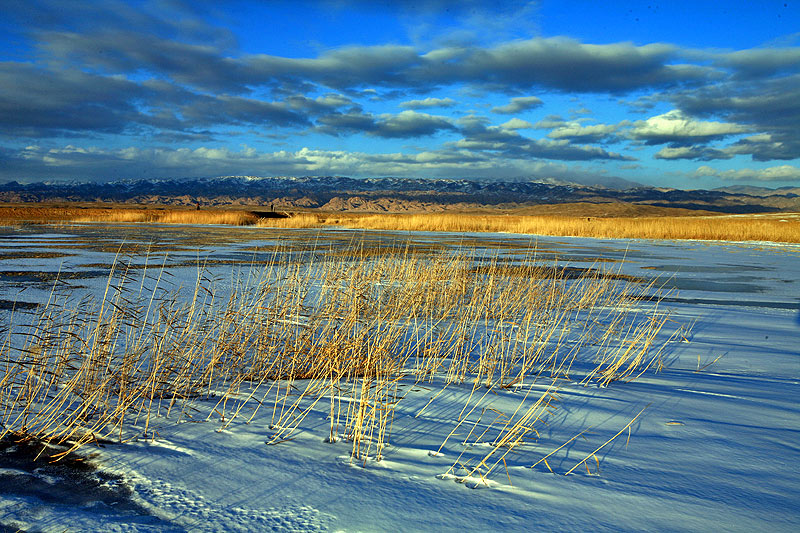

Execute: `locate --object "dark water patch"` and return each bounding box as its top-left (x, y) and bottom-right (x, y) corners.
top-left (87, 243), bottom-right (191, 254)
top-left (640, 264), bottom-right (769, 273)
top-left (657, 278), bottom-right (765, 294)
top-left (437, 237), bottom-right (553, 251)
top-left (0, 251), bottom-right (74, 261)
top-left (167, 249), bottom-right (324, 268)
top-left (634, 295), bottom-right (800, 310)
top-left (470, 264), bottom-right (644, 282)
top-left (0, 300), bottom-right (39, 310)
top-left (0, 270), bottom-right (109, 283)
top-left (328, 244), bottom-right (441, 258)
top-left (170, 257), bottom-right (262, 268)
top-left (54, 224), bottom-right (325, 252)
top-left (471, 254), bottom-right (559, 263)
top-left (239, 244), bottom-right (316, 253)
top-left (0, 242), bottom-right (89, 250)
top-left (0, 436), bottom-right (171, 530)
top-left (78, 262), bottom-right (149, 270)
top-left (470, 254), bottom-right (626, 265)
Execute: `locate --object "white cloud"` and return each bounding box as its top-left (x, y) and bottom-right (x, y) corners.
top-left (631, 110), bottom-right (750, 143)
top-left (533, 117), bottom-right (566, 129)
top-left (547, 122), bottom-right (621, 142)
top-left (372, 110), bottom-right (457, 138)
top-left (491, 96), bottom-right (543, 114)
top-left (2, 143), bottom-right (610, 183)
top-left (692, 164), bottom-right (800, 182)
top-left (399, 97), bottom-right (457, 109)
top-left (499, 118), bottom-right (533, 130)
top-left (654, 145), bottom-right (731, 161)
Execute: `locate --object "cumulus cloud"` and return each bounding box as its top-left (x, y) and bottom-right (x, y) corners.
top-left (179, 95), bottom-right (311, 128)
top-left (247, 45), bottom-right (423, 91)
top-left (546, 122), bottom-right (623, 143)
top-left (73, 1), bottom-right (227, 36)
top-left (499, 118), bottom-right (533, 130)
top-left (38, 30), bottom-right (251, 93)
top-left (692, 164), bottom-right (800, 182)
top-left (630, 110), bottom-right (750, 145)
top-left (432, 38), bottom-right (713, 93)
top-left (654, 146), bottom-right (732, 161)
top-left (0, 63), bottom-right (150, 136)
top-left (669, 74), bottom-right (800, 163)
top-left (31, 17), bottom-right (720, 96)
top-left (3, 0), bottom-right (798, 187)
top-left (183, 35), bottom-right (709, 97)
top-left (18, 2), bottom-right (793, 111)
top-left (653, 132), bottom-right (800, 163)
top-left (315, 110), bottom-right (378, 136)
top-left (399, 97), bottom-right (457, 109)
top-left (286, 94), bottom-right (355, 114)
top-left (491, 96), bottom-right (543, 114)
top-left (1, 144), bottom-right (310, 180)
top-left (533, 116), bottom-right (567, 129)
top-left (371, 111), bottom-right (457, 138)
top-left (0, 143), bottom-right (615, 183)
top-left (724, 134), bottom-right (800, 162)
top-left (715, 47), bottom-right (800, 80)
top-left (452, 122), bottom-right (634, 162)
top-left (315, 110), bottom-right (456, 138)
top-left (0, 63), bottom-right (322, 137)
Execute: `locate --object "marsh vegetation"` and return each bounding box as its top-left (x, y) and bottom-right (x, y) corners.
top-left (2, 204), bottom-right (799, 242)
top-left (256, 211), bottom-right (800, 243)
top-left (0, 239), bottom-right (684, 486)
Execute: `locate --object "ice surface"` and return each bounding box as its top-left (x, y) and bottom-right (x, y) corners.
top-left (1, 224), bottom-right (798, 532)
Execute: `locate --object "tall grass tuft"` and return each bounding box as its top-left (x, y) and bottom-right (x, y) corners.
top-left (1, 240), bottom-right (683, 481)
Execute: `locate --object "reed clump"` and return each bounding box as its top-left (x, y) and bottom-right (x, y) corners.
top-left (332, 212), bottom-right (800, 243)
top-left (0, 241), bottom-right (684, 482)
top-left (258, 211), bottom-right (800, 243)
top-left (255, 213), bottom-right (326, 228)
top-left (3, 204), bottom-right (798, 243)
top-left (72, 209), bottom-right (260, 226)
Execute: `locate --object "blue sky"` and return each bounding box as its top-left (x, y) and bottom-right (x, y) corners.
top-left (1, 0), bottom-right (798, 189)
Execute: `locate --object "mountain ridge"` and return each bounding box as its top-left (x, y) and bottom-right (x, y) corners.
top-left (2, 176), bottom-right (799, 214)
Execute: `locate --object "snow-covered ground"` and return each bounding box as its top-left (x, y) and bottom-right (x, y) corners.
top-left (1, 224), bottom-right (798, 532)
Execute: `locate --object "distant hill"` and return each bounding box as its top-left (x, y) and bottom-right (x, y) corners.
top-left (2, 176), bottom-right (799, 214)
top-left (713, 185), bottom-right (800, 197)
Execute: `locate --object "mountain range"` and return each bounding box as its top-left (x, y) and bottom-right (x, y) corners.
top-left (2, 176), bottom-right (799, 214)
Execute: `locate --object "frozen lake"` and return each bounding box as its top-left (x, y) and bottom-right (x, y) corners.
top-left (1, 223), bottom-right (799, 532)
top-left (3, 223), bottom-right (798, 310)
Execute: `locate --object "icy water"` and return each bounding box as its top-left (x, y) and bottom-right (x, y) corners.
top-left (1, 223), bottom-right (798, 313)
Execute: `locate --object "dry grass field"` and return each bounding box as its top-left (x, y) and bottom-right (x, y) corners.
top-left (0, 204), bottom-right (262, 226)
top-left (257, 211), bottom-right (800, 243)
top-left (2, 202), bottom-right (799, 243)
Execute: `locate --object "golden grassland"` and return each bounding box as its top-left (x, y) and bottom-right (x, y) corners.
top-left (83, 208), bottom-right (260, 225)
top-left (0, 204), bottom-right (261, 226)
top-left (2, 202), bottom-right (799, 243)
top-left (257, 211), bottom-right (800, 243)
top-left (0, 242), bottom-right (680, 482)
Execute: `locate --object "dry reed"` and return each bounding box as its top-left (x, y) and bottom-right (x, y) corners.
top-left (0, 240), bottom-right (683, 484)
top-left (72, 209), bottom-right (260, 226)
top-left (3, 203), bottom-right (798, 242)
top-left (326, 212), bottom-right (800, 243)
